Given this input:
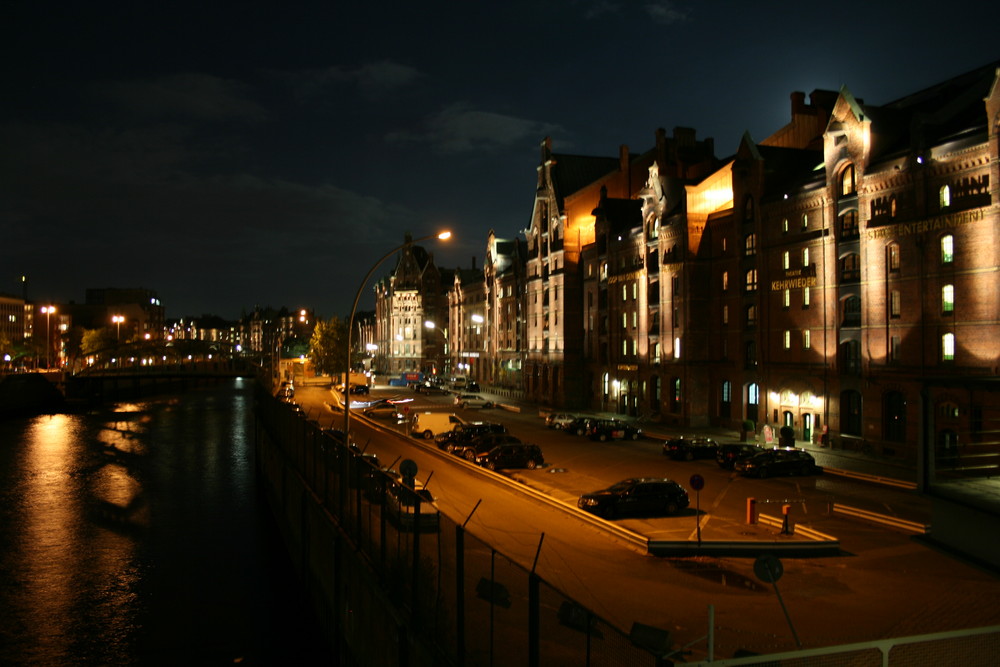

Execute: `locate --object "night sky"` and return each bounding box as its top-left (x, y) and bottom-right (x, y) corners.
top-left (3, 1), bottom-right (998, 320)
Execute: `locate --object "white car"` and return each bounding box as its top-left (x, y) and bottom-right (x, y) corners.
top-left (454, 393), bottom-right (493, 409)
top-left (545, 413), bottom-right (577, 429)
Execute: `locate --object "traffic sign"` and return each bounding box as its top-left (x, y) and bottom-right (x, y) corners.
top-left (689, 474), bottom-right (704, 491)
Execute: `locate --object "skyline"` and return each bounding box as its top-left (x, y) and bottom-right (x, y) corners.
top-left (4, 1), bottom-right (999, 319)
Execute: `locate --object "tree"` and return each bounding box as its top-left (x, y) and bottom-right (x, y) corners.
top-left (81, 328), bottom-right (118, 356)
top-left (309, 317), bottom-right (347, 377)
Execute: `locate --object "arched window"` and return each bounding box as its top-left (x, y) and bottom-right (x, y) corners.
top-left (671, 377), bottom-right (682, 413)
top-left (744, 195), bottom-right (755, 222)
top-left (720, 380), bottom-right (732, 418)
top-left (747, 382), bottom-right (760, 423)
top-left (939, 184), bottom-right (951, 209)
top-left (745, 269), bottom-right (758, 292)
top-left (887, 243), bottom-right (900, 272)
top-left (941, 235), bottom-right (954, 263)
top-left (840, 163), bottom-right (856, 196)
top-left (840, 211), bottom-right (858, 239)
top-left (942, 333), bottom-right (955, 361)
top-left (942, 285), bottom-right (954, 314)
top-left (746, 304), bottom-right (758, 326)
top-left (884, 391), bottom-right (906, 442)
top-left (744, 233), bottom-right (757, 256)
top-left (840, 253), bottom-right (860, 282)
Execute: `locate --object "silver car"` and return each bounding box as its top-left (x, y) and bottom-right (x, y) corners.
top-left (454, 393), bottom-right (493, 409)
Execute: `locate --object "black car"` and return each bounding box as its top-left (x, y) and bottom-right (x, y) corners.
top-left (475, 443), bottom-right (544, 470)
top-left (435, 421), bottom-right (507, 451)
top-left (578, 478), bottom-right (689, 519)
top-left (565, 417), bottom-right (599, 436)
top-left (416, 382), bottom-right (449, 395)
top-left (716, 443), bottom-right (762, 469)
top-left (452, 433), bottom-right (523, 461)
top-left (587, 419), bottom-right (642, 441)
top-left (734, 448), bottom-right (819, 478)
top-left (663, 437), bottom-right (719, 461)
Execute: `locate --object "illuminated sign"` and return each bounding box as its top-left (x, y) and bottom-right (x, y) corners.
top-left (770, 264), bottom-right (817, 291)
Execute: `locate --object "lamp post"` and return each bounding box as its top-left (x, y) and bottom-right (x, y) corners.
top-left (344, 231), bottom-right (451, 439)
top-left (112, 315), bottom-right (124, 341)
top-left (40, 306), bottom-right (56, 369)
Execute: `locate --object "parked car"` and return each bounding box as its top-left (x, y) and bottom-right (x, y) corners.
top-left (545, 413), bottom-right (577, 429)
top-left (416, 382), bottom-right (449, 395)
top-left (435, 421), bottom-right (507, 451)
top-left (578, 478), bottom-right (689, 519)
top-left (564, 417), bottom-right (599, 436)
top-left (362, 404), bottom-right (403, 420)
top-left (452, 433), bottom-right (523, 461)
top-left (384, 482), bottom-right (440, 532)
top-left (475, 443), bottom-right (545, 471)
top-left (716, 443), bottom-right (762, 469)
top-left (348, 383), bottom-right (370, 394)
top-left (466, 381), bottom-right (481, 392)
top-left (410, 412), bottom-right (466, 439)
top-left (663, 437), bottom-right (719, 461)
top-left (587, 419), bottom-right (642, 441)
top-left (735, 448), bottom-right (819, 478)
top-left (454, 393), bottom-right (494, 409)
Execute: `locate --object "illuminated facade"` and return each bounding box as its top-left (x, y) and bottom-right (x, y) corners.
top-left (373, 234), bottom-right (448, 377)
top-left (447, 264), bottom-right (486, 384)
top-left (483, 231), bottom-right (526, 390)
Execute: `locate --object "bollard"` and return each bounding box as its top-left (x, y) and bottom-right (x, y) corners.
top-left (747, 497), bottom-right (757, 525)
top-left (781, 504), bottom-right (792, 534)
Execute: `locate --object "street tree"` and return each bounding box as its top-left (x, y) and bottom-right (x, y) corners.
top-left (309, 317), bottom-right (347, 377)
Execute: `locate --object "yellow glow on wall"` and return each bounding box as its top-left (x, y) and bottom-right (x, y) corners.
top-left (686, 161), bottom-right (734, 216)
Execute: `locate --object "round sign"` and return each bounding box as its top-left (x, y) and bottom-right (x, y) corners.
top-left (754, 554), bottom-right (783, 583)
top-left (403, 405), bottom-right (410, 413)
top-left (689, 474), bottom-right (705, 491)
top-left (399, 458), bottom-right (418, 479)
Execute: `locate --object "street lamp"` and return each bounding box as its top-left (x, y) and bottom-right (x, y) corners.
top-left (344, 231), bottom-right (452, 438)
top-left (112, 315), bottom-right (125, 341)
top-left (40, 306), bottom-right (56, 369)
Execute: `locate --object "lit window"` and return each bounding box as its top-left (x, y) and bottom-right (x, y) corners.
top-left (745, 233), bottom-right (757, 256)
top-left (942, 333), bottom-right (955, 361)
top-left (939, 185), bottom-right (951, 209)
top-left (622, 314), bottom-right (627, 329)
top-left (632, 311), bottom-right (637, 328)
top-left (783, 330), bottom-right (791, 349)
top-left (803, 286), bottom-right (810, 307)
top-left (840, 164), bottom-right (856, 196)
top-left (745, 269), bottom-right (758, 292)
top-left (674, 337), bottom-right (681, 358)
top-left (782, 218), bottom-right (789, 233)
top-left (802, 248), bottom-right (809, 266)
top-left (722, 305), bottom-right (729, 325)
top-left (783, 251), bottom-right (790, 270)
top-left (622, 285), bottom-right (627, 301)
top-left (746, 304), bottom-right (758, 326)
top-left (722, 271), bottom-right (729, 291)
top-left (890, 290), bottom-right (901, 318)
top-left (888, 243), bottom-right (900, 271)
top-left (942, 284), bottom-right (954, 314)
top-left (801, 213), bottom-right (808, 230)
top-left (632, 283), bottom-right (637, 299)
top-left (803, 329), bottom-right (811, 349)
top-left (941, 235), bottom-right (954, 264)
top-left (623, 340), bottom-right (628, 355)
top-left (783, 289), bottom-right (790, 308)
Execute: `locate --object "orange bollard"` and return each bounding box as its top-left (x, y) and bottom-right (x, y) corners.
top-left (782, 504), bottom-right (792, 534)
top-left (747, 497), bottom-right (757, 525)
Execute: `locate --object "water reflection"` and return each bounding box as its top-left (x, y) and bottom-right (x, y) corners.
top-left (0, 380), bottom-right (331, 665)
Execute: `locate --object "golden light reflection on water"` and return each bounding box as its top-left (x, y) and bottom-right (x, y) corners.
top-left (18, 411), bottom-right (143, 663)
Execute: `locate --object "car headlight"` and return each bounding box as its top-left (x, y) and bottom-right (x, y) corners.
top-left (579, 497), bottom-right (598, 507)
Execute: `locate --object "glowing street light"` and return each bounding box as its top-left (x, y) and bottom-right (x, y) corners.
top-left (112, 315), bottom-right (125, 340)
top-left (40, 306), bottom-right (56, 369)
top-left (344, 231), bottom-right (452, 439)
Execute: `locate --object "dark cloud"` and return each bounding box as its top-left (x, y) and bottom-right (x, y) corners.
top-left (386, 103), bottom-right (566, 154)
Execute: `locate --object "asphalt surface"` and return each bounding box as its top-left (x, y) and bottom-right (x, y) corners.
top-left (289, 377), bottom-right (1000, 661)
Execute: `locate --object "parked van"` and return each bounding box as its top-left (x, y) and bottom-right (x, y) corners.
top-left (410, 412), bottom-right (466, 440)
top-left (449, 375), bottom-right (469, 390)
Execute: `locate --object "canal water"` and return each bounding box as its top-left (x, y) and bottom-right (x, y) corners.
top-left (0, 378), bottom-right (334, 665)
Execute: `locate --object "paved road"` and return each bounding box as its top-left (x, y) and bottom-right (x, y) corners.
top-left (289, 380), bottom-right (1000, 660)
